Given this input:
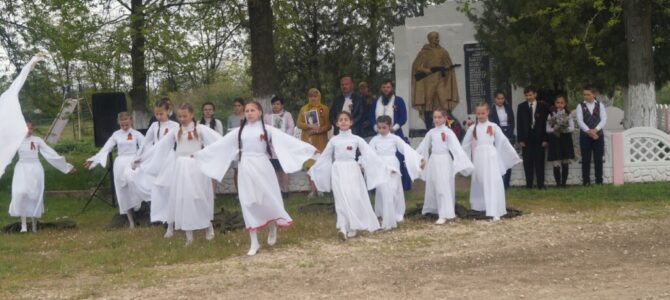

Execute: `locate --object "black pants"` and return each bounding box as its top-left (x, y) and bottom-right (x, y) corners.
top-left (522, 139), bottom-right (546, 189)
top-left (500, 126), bottom-right (514, 189)
top-left (580, 132), bottom-right (605, 184)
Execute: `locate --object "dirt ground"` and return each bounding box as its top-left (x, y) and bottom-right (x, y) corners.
top-left (19, 205), bottom-right (670, 300)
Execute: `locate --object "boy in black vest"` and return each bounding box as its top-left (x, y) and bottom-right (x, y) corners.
top-left (516, 86), bottom-right (550, 189)
top-left (576, 85), bottom-right (607, 185)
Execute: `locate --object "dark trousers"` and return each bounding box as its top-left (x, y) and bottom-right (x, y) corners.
top-left (522, 138), bottom-right (546, 189)
top-left (500, 126), bottom-right (514, 189)
top-left (580, 132), bottom-right (605, 185)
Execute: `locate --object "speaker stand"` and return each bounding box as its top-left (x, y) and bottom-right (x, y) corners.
top-left (81, 153), bottom-right (117, 213)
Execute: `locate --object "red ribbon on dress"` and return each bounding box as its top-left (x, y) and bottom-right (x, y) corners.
top-left (30, 141), bottom-right (36, 150)
top-left (441, 132), bottom-right (446, 142)
top-left (260, 134), bottom-right (267, 141)
top-left (164, 128), bottom-right (169, 135)
top-left (346, 145), bottom-right (353, 151)
top-left (188, 131), bottom-right (193, 140)
top-left (487, 125), bottom-right (493, 136)
top-left (127, 133), bottom-right (133, 140)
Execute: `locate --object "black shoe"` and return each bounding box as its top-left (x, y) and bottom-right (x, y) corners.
top-left (282, 192), bottom-right (289, 199)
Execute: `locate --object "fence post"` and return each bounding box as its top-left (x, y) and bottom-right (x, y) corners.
top-left (612, 132), bottom-right (625, 186)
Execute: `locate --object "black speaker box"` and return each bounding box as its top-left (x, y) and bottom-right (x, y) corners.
top-left (91, 92), bottom-right (127, 147)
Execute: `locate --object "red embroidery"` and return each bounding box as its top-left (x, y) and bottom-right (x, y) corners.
top-left (441, 132), bottom-right (446, 142)
top-left (164, 128), bottom-right (169, 135)
top-left (127, 133), bottom-right (133, 140)
top-left (346, 145), bottom-right (353, 151)
top-left (260, 134), bottom-right (267, 141)
top-left (487, 126), bottom-right (493, 136)
top-left (187, 131), bottom-right (193, 140)
top-left (30, 141), bottom-right (36, 150)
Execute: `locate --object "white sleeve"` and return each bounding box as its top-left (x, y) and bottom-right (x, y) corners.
top-left (446, 129), bottom-right (474, 177)
top-left (215, 119), bottom-right (224, 136)
top-left (86, 134), bottom-right (117, 169)
top-left (198, 124), bottom-right (224, 146)
top-left (493, 124), bottom-right (522, 175)
top-left (307, 141), bottom-right (334, 192)
top-left (269, 126), bottom-right (317, 173)
top-left (460, 126), bottom-right (474, 158)
top-left (194, 128), bottom-right (239, 181)
top-left (357, 137), bottom-right (389, 190)
top-left (394, 135), bottom-right (423, 181)
top-left (38, 138), bottom-right (73, 173)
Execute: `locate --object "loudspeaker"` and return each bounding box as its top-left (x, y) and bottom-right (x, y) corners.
top-left (92, 92), bottom-right (127, 147)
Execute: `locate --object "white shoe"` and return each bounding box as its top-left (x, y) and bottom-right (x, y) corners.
top-left (397, 216), bottom-right (404, 223)
top-left (307, 191), bottom-right (316, 198)
top-left (338, 230), bottom-right (347, 241)
top-left (247, 245), bottom-right (260, 256)
top-left (492, 216), bottom-right (501, 222)
top-left (347, 230), bottom-right (357, 238)
top-left (20, 228), bottom-right (27, 233)
top-left (317, 192), bottom-right (324, 197)
top-left (435, 218), bottom-right (447, 225)
top-left (164, 229), bottom-right (174, 238)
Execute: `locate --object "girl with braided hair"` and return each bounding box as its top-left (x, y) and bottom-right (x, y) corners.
top-left (195, 101), bottom-right (318, 256)
top-left (461, 102), bottom-right (521, 221)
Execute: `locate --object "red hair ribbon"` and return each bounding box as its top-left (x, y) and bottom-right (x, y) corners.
top-left (127, 133), bottom-right (133, 140)
top-left (487, 126), bottom-right (493, 136)
top-left (260, 134), bottom-right (267, 141)
top-left (164, 128), bottom-right (169, 135)
top-left (188, 131), bottom-right (193, 140)
top-left (30, 141), bottom-right (36, 150)
top-left (441, 132), bottom-right (446, 142)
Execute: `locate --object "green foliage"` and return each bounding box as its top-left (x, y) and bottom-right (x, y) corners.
top-left (462, 0), bottom-right (670, 96)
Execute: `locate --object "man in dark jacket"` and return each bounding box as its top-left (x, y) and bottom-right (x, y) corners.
top-left (516, 86), bottom-right (549, 189)
top-left (330, 75), bottom-right (365, 135)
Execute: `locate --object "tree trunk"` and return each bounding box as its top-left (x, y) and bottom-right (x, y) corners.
top-left (623, 0), bottom-right (656, 129)
top-left (129, 0), bottom-right (149, 129)
top-left (247, 0), bottom-right (276, 112)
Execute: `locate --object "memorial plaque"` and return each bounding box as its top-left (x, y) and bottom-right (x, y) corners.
top-left (464, 43), bottom-right (510, 114)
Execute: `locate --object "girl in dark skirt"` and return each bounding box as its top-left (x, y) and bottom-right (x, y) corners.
top-left (546, 94), bottom-right (575, 187)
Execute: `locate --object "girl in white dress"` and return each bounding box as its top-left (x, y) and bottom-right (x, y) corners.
top-left (141, 103), bottom-right (222, 244)
top-left (85, 112), bottom-right (145, 228)
top-left (9, 120), bottom-right (75, 232)
top-left (195, 101), bottom-right (317, 255)
top-left (462, 102), bottom-right (522, 220)
top-left (130, 99), bottom-right (179, 226)
top-left (416, 109), bottom-right (474, 224)
top-left (369, 116), bottom-right (424, 230)
top-left (309, 111), bottom-right (387, 240)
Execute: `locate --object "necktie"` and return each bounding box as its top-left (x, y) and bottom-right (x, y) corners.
top-left (530, 103), bottom-right (535, 128)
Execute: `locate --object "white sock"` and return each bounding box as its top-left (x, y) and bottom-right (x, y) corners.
top-left (267, 222), bottom-right (277, 246)
top-left (164, 223), bottom-right (174, 238)
top-left (206, 223), bottom-right (215, 240)
top-left (31, 218), bottom-right (37, 232)
top-left (20, 216), bottom-right (27, 232)
top-left (127, 210), bottom-right (135, 229)
top-left (248, 230), bottom-right (260, 255)
top-left (185, 230), bottom-right (194, 245)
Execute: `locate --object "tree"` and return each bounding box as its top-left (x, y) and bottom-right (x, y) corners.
top-left (623, 0), bottom-right (656, 128)
top-left (247, 0), bottom-right (276, 111)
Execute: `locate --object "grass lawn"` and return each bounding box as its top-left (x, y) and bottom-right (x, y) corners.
top-left (0, 181), bottom-right (668, 296)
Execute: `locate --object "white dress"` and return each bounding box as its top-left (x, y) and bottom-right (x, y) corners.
top-left (309, 130), bottom-right (386, 233)
top-left (195, 120), bottom-right (316, 230)
top-left (86, 129), bottom-right (145, 215)
top-left (144, 122), bottom-right (221, 230)
top-left (0, 55), bottom-right (42, 178)
top-left (9, 136), bottom-right (73, 218)
top-left (461, 121), bottom-right (522, 218)
top-left (129, 120), bottom-right (180, 222)
top-left (416, 125), bottom-right (474, 219)
top-left (369, 133), bottom-right (423, 229)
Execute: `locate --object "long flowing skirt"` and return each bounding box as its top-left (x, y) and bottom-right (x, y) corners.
top-left (9, 160), bottom-right (45, 218)
top-left (238, 153), bottom-right (292, 230)
top-left (166, 156), bottom-right (214, 230)
top-left (332, 160), bottom-right (380, 232)
top-left (148, 153), bottom-right (176, 223)
top-left (470, 145), bottom-right (507, 218)
top-left (422, 153), bottom-right (457, 219)
top-left (374, 155), bottom-right (405, 230)
top-left (114, 155), bottom-right (143, 214)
